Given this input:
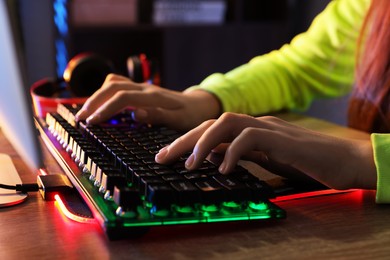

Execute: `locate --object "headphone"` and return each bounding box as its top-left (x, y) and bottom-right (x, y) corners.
top-left (127, 53), bottom-right (160, 85)
top-left (31, 52), bottom-right (159, 117)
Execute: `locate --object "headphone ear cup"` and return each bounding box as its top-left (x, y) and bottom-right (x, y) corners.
top-left (127, 54), bottom-right (155, 83)
top-left (127, 55), bottom-right (145, 83)
top-left (63, 53), bottom-right (114, 97)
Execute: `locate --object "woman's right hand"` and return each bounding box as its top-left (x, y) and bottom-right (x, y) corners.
top-left (75, 74), bottom-right (221, 131)
top-left (156, 113), bottom-right (377, 190)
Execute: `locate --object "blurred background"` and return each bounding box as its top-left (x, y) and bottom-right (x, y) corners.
top-left (14, 0), bottom-right (347, 124)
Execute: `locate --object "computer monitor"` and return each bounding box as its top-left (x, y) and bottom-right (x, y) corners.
top-left (0, 0), bottom-right (44, 172)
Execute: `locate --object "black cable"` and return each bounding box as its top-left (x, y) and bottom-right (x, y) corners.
top-left (0, 183), bottom-right (40, 193)
top-left (0, 183), bottom-right (16, 190)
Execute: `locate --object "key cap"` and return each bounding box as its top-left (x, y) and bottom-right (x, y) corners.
top-left (113, 186), bottom-right (141, 210)
top-left (195, 179), bottom-right (225, 204)
top-left (213, 175), bottom-right (251, 201)
top-left (171, 181), bottom-right (201, 205)
top-left (146, 183), bottom-right (176, 207)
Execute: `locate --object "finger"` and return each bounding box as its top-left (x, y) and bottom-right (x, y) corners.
top-left (187, 113), bottom-right (261, 170)
top-left (83, 92), bottom-right (129, 124)
top-left (86, 90), bottom-right (184, 124)
top-left (211, 143), bottom-right (269, 169)
top-left (211, 143), bottom-right (229, 154)
top-left (155, 120), bottom-right (215, 164)
top-left (189, 114), bottom-right (295, 171)
top-left (219, 127), bottom-right (274, 173)
top-left (76, 75), bottom-right (143, 120)
top-left (221, 124), bottom-right (315, 175)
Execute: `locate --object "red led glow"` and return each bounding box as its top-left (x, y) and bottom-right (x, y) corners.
top-left (54, 194), bottom-right (95, 224)
top-left (271, 189), bottom-right (359, 202)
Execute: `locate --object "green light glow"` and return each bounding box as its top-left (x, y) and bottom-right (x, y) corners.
top-left (222, 201), bottom-right (242, 212)
top-left (144, 201), bottom-right (153, 208)
top-left (75, 166), bottom-right (285, 231)
top-left (200, 204), bottom-right (219, 212)
top-left (115, 207), bottom-right (137, 219)
top-left (174, 205), bottom-right (194, 214)
top-left (150, 207), bottom-right (170, 217)
top-left (249, 201), bottom-right (269, 211)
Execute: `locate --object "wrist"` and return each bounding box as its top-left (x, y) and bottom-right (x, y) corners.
top-left (184, 89), bottom-right (222, 119)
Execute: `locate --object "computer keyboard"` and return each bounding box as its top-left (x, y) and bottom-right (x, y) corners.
top-left (39, 103), bottom-right (286, 239)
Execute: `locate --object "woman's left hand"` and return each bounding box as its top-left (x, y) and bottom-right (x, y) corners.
top-left (155, 112), bottom-right (377, 190)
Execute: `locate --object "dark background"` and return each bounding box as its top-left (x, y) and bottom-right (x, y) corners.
top-left (18, 0), bottom-right (331, 88)
top-left (18, 0), bottom-right (345, 124)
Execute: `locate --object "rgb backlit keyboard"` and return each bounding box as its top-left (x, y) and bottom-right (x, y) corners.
top-left (38, 103), bottom-right (286, 239)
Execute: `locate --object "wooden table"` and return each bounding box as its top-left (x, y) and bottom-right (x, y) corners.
top-left (1, 115), bottom-right (390, 259)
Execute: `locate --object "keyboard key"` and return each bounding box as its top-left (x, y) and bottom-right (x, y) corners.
top-left (213, 175), bottom-right (251, 201)
top-left (101, 170), bottom-right (126, 193)
top-left (146, 183), bottom-right (176, 207)
top-left (171, 181), bottom-right (201, 205)
top-left (195, 179), bottom-right (226, 204)
top-left (113, 186), bottom-right (141, 210)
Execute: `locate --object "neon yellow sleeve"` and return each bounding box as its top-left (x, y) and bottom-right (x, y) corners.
top-left (185, 0), bottom-right (370, 115)
top-left (371, 134), bottom-right (390, 203)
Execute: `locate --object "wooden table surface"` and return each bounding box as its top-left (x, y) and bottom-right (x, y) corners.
top-left (1, 114), bottom-right (390, 259)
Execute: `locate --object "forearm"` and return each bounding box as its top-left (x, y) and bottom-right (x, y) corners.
top-left (186, 0), bottom-right (369, 116)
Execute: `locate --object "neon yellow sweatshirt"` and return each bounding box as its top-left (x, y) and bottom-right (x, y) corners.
top-left (188, 0), bottom-right (390, 203)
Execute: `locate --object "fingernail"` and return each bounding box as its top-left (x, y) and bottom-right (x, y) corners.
top-left (86, 113), bottom-right (100, 124)
top-left (155, 146), bottom-right (169, 162)
top-left (219, 162), bottom-right (227, 174)
top-left (185, 153), bottom-right (195, 170)
top-left (75, 111), bottom-right (83, 122)
top-left (75, 109), bottom-right (84, 121)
